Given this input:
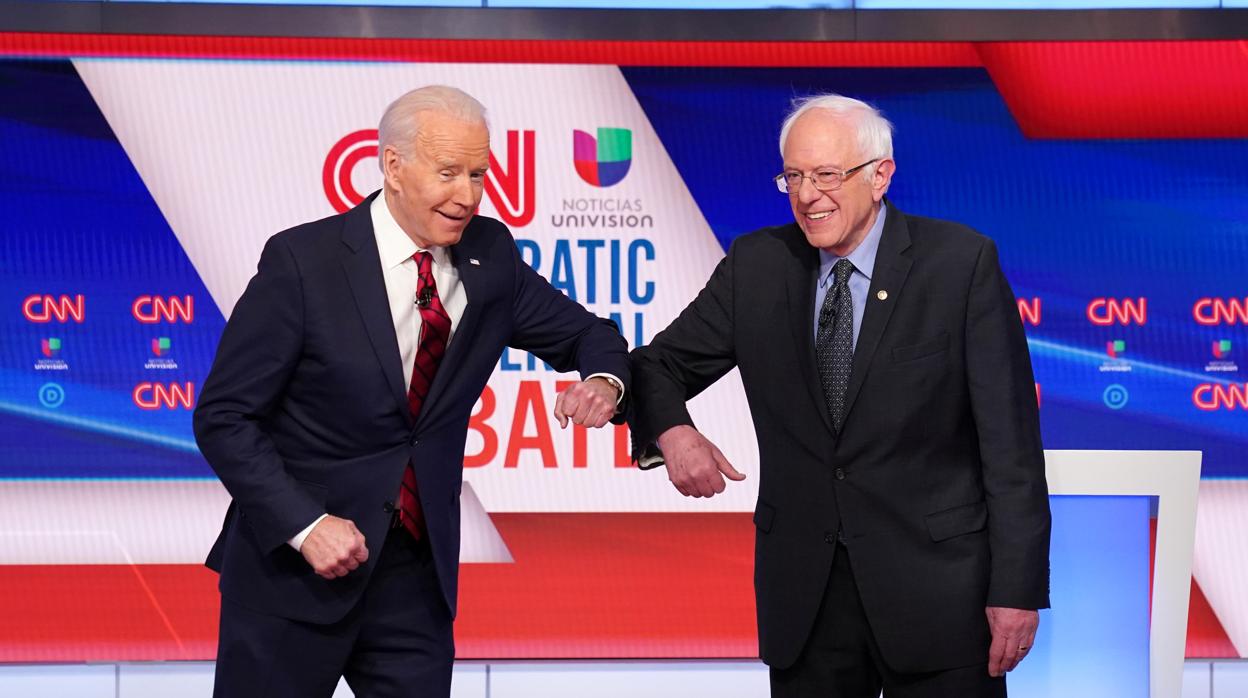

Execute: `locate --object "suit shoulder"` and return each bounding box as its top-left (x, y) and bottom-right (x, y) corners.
top-left (456, 214), bottom-right (519, 263)
top-left (728, 223), bottom-right (804, 256)
top-left (464, 214), bottom-right (514, 244)
top-left (266, 210), bottom-right (347, 254)
top-left (902, 212), bottom-right (992, 251)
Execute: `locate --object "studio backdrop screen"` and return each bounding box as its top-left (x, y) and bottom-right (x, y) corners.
top-left (0, 37), bottom-right (1245, 664)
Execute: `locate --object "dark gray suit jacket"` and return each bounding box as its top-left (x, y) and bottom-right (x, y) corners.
top-left (630, 203), bottom-right (1050, 672)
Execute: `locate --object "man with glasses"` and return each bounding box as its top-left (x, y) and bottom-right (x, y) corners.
top-left (630, 93), bottom-right (1050, 697)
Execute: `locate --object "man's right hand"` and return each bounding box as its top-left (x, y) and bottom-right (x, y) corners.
top-left (300, 515), bottom-right (369, 580)
top-left (657, 425), bottom-right (746, 498)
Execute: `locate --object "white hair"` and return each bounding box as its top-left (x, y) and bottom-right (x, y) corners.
top-left (377, 85), bottom-right (488, 169)
top-left (778, 93), bottom-right (894, 173)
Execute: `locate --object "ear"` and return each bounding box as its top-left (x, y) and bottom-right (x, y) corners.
top-left (872, 158), bottom-right (896, 202)
top-left (381, 145), bottom-right (404, 192)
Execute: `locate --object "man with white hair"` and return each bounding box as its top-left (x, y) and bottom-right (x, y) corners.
top-left (196, 85), bottom-right (629, 697)
top-left (630, 93), bottom-right (1050, 696)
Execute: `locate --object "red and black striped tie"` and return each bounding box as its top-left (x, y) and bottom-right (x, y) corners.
top-left (400, 251), bottom-right (452, 540)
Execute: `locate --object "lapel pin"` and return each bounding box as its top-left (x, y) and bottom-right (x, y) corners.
top-left (469, 258), bottom-right (481, 266)
top-left (877, 290), bottom-right (888, 301)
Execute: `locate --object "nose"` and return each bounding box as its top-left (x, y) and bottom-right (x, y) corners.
top-left (796, 175), bottom-right (823, 205)
top-left (451, 174), bottom-right (480, 208)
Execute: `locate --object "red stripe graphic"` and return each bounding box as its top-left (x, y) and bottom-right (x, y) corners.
top-left (0, 32), bottom-right (977, 66)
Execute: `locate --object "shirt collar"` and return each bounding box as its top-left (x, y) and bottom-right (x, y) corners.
top-left (370, 192), bottom-right (450, 270)
top-left (818, 201), bottom-right (887, 288)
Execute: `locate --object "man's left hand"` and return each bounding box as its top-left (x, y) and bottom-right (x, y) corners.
top-left (553, 377), bottom-right (619, 429)
top-left (986, 606), bottom-right (1039, 677)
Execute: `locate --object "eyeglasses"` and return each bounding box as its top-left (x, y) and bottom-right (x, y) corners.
top-left (774, 159), bottom-right (879, 194)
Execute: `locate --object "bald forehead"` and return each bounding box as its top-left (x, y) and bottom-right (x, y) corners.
top-left (413, 111), bottom-right (489, 162)
top-left (783, 110), bottom-right (865, 165)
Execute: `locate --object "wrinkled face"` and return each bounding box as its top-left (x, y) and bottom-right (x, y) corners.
top-left (783, 109), bottom-right (894, 256)
top-left (383, 110), bottom-right (491, 249)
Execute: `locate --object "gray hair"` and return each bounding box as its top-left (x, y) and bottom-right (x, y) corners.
top-left (378, 85), bottom-right (488, 169)
top-left (778, 93), bottom-right (894, 172)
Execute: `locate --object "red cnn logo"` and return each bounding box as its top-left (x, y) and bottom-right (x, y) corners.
top-left (484, 130), bottom-right (536, 228)
top-left (133, 382), bottom-right (196, 410)
top-left (1017, 298), bottom-right (1041, 326)
top-left (1193, 298), bottom-right (1248, 326)
top-left (1193, 383), bottom-right (1248, 411)
top-left (321, 128), bottom-right (536, 228)
top-left (1087, 298), bottom-right (1147, 326)
top-left (23, 294), bottom-right (84, 323)
top-left (133, 296), bottom-right (193, 323)
top-left (323, 129), bottom-right (378, 214)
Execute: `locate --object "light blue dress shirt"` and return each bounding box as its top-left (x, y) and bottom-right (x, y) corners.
top-left (812, 203), bottom-right (888, 352)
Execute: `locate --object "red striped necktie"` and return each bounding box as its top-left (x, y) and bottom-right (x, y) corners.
top-left (400, 250), bottom-right (452, 540)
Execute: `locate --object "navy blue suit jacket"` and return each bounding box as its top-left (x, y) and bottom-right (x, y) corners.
top-left (195, 192), bottom-right (629, 624)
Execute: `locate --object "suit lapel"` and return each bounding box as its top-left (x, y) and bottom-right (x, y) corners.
top-left (340, 192), bottom-right (413, 426)
top-left (415, 235), bottom-right (486, 430)
top-left (842, 204), bottom-right (913, 426)
top-left (783, 226), bottom-right (835, 436)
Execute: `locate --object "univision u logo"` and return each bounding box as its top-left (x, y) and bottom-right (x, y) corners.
top-left (574, 128), bottom-right (632, 188)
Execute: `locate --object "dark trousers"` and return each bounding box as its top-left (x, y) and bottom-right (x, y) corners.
top-left (770, 545), bottom-right (1005, 698)
top-left (214, 527), bottom-right (453, 698)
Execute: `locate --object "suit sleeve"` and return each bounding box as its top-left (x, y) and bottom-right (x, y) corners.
top-left (628, 242), bottom-right (739, 457)
top-left (507, 238), bottom-right (631, 402)
top-left (964, 238), bottom-right (1051, 610)
top-left (193, 235), bottom-right (325, 553)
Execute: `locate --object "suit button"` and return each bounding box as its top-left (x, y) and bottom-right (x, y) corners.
top-left (409, 435), bottom-right (419, 446)
top-left (834, 468), bottom-right (846, 480)
top-left (383, 501), bottom-right (395, 513)
top-left (824, 531), bottom-right (837, 544)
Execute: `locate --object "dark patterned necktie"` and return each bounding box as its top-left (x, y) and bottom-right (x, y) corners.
top-left (816, 258), bottom-right (855, 432)
top-left (400, 251), bottom-right (452, 540)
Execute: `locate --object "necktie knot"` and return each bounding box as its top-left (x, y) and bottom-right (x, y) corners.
top-left (413, 250), bottom-right (433, 276)
top-left (833, 258), bottom-right (855, 289)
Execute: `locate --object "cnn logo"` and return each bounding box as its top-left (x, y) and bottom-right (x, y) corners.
top-left (1193, 298), bottom-right (1248, 326)
top-left (133, 296), bottom-right (194, 323)
top-left (1193, 383), bottom-right (1248, 411)
top-left (133, 382), bottom-right (195, 410)
top-left (1087, 298), bottom-right (1147, 326)
top-left (23, 294), bottom-right (84, 323)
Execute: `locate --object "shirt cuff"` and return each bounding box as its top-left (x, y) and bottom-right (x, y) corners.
top-left (288, 513), bottom-right (329, 552)
top-left (586, 372), bottom-right (625, 406)
top-left (637, 441), bottom-right (666, 470)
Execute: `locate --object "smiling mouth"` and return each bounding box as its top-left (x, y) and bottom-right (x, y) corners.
top-left (806, 211), bottom-right (835, 221)
top-left (438, 210), bottom-right (467, 222)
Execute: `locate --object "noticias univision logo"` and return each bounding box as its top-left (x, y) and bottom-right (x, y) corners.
top-left (145, 337), bottom-right (178, 370)
top-left (35, 337), bottom-right (68, 371)
top-left (574, 128), bottom-right (632, 187)
top-left (1099, 339), bottom-right (1131, 373)
top-left (1206, 339), bottom-right (1238, 374)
